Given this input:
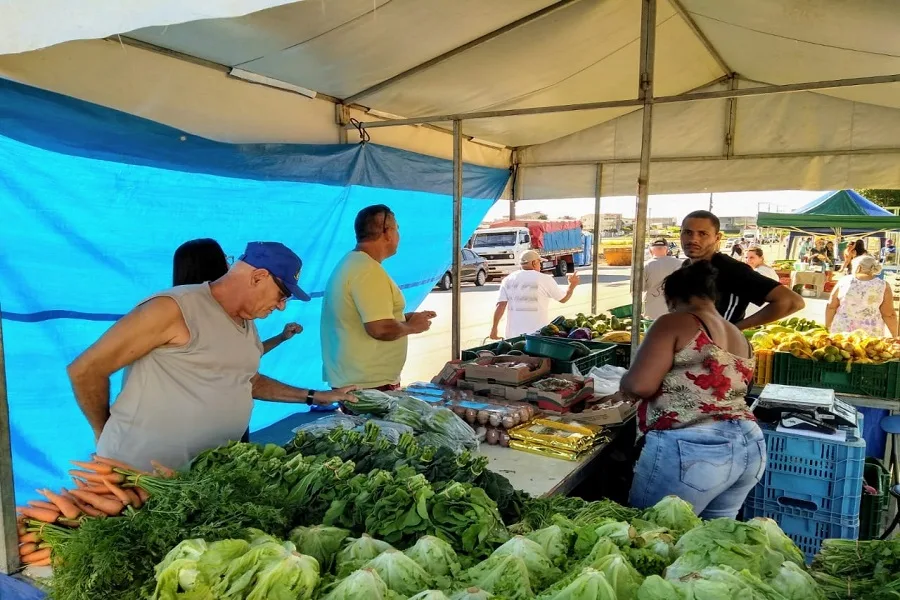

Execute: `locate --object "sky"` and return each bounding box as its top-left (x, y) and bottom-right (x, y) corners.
top-left (485, 190), bottom-right (828, 222)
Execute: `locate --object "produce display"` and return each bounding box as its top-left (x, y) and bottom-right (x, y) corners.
top-left (346, 389), bottom-right (480, 452)
top-left (750, 320), bottom-right (900, 366)
top-left (23, 424), bottom-right (899, 599)
top-left (540, 314), bottom-right (640, 343)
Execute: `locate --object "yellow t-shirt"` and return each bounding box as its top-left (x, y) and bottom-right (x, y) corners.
top-left (321, 251), bottom-right (407, 388)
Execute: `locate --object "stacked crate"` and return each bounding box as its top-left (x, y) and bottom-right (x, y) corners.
top-left (743, 416), bottom-right (866, 562)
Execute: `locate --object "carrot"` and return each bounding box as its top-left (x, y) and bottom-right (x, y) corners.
top-left (92, 454), bottom-right (140, 472)
top-left (124, 488), bottom-right (142, 509)
top-left (71, 460), bottom-right (113, 474)
top-left (16, 507), bottom-right (60, 523)
top-left (40, 488), bottom-right (81, 520)
top-left (29, 557), bottom-right (51, 567)
top-left (17, 523), bottom-right (25, 536)
top-left (102, 479), bottom-right (132, 505)
top-left (68, 496), bottom-right (104, 518)
top-left (68, 489), bottom-right (123, 516)
top-left (28, 500), bottom-right (58, 511)
top-left (134, 487), bottom-right (150, 503)
top-left (19, 532), bottom-right (39, 544)
top-left (21, 548), bottom-right (51, 564)
top-left (19, 543), bottom-right (38, 556)
top-left (73, 479), bottom-right (108, 494)
top-left (150, 460), bottom-right (176, 478)
top-left (68, 469), bottom-right (124, 484)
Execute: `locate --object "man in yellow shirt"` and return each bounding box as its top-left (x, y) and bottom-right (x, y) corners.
top-left (321, 205), bottom-right (436, 390)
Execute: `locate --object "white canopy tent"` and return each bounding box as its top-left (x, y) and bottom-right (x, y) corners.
top-left (2, 0), bottom-right (900, 574)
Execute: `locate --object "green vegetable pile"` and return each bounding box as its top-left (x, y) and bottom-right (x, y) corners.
top-left (810, 539), bottom-right (900, 599)
top-left (345, 390), bottom-right (480, 452)
top-left (45, 422), bottom-right (890, 600)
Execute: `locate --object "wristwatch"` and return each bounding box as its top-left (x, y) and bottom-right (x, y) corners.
top-left (305, 390), bottom-right (316, 406)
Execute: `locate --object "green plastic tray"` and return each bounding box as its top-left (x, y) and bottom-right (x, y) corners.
top-left (524, 335), bottom-right (577, 360)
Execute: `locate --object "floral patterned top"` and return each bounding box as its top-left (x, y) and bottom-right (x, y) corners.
top-left (637, 320), bottom-right (756, 436)
top-left (831, 277), bottom-right (888, 337)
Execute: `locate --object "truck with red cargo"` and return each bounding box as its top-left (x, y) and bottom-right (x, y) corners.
top-left (469, 220), bottom-right (583, 279)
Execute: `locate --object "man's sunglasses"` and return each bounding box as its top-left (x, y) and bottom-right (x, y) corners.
top-left (273, 277), bottom-right (291, 300)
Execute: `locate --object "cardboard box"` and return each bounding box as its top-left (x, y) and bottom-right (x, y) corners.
top-left (461, 374), bottom-right (593, 409)
top-left (464, 356), bottom-right (550, 385)
top-left (431, 360), bottom-right (468, 386)
top-left (573, 398), bottom-right (637, 425)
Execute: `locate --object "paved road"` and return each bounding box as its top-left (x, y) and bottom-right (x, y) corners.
top-left (401, 266), bottom-right (634, 383)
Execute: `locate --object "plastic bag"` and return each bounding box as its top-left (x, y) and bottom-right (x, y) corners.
top-left (588, 364), bottom-right (628, 397)
top-left (292, 414), bottom-right (364, 436)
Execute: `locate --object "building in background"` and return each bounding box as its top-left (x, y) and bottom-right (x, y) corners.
top-left (719, 216), bottom-right (757, 233)
top-left (580, 213), bottom-right (623, 235)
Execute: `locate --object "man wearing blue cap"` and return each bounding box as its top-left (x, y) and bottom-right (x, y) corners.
top-left (68, 241), bottom-right (355, 471)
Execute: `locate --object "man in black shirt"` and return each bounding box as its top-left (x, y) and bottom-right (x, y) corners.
top-left (680, 211), bottom-right (804, 328)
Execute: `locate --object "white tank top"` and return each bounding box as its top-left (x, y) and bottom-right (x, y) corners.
top-left (96, 284), bottom-right (262, 470)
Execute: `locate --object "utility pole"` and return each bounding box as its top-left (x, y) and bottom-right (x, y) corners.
top-left (708, 192), bottom-right (713, 212)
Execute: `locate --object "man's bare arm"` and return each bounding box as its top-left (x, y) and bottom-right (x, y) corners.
top-left (735, 285), bottom-right (805, 330)
top-left (67, 297), bottom-right (186, 440)
top-left (250, 374), bottom-right (356, 404)
top-left (364, 312), bottom-right (432, 341)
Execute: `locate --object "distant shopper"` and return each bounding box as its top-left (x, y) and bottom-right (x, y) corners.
top-left (321, 205), bottom-right (436, 391)
top-left (489, 250), bottom-right (579, 339)
top-left (622, 261), bottom-right (764, 518)
top-left (827, 255), bottom-right (898, 337)
top-left (643, 238), bottom-right (683, 319)
top-left (730, 241), bottom-right (743, 259)
top-left (881, 239), bottom-right (896, 265)
top-left (745, 247), bottom-right (779, 282)
top-left (798, 237), bottom-right (812, 262)
top-left (680, 210), bottom-right (804, 328)
top-left (825, 241), bottom-right (836, 263)
top-left (844, 239), bottom-right (867, 273)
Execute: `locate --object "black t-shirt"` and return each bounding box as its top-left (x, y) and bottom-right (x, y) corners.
top-left (682, 254), bottom-right (780, 324)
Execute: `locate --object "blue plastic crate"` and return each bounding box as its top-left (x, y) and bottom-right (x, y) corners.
top-left (750, 417), bottom-right (866, 521)
top-left (743, 498), bottom-right (859, 563)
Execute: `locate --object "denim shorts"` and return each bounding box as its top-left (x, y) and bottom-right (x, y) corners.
top-left (629, 419), bottom-right (767, 519)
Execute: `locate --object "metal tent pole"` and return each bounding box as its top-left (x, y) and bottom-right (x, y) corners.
top-left (0, 307), bottom-right (17, 574)
top-left (451, 120), bottom-right (463, 359)
top-left (591, 164), bottom-right (603, 314)
top-left (630, 0), bottom-right (657, 355)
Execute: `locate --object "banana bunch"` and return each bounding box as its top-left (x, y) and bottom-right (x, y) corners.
top-left (755, 328), bottom-right (900, 366)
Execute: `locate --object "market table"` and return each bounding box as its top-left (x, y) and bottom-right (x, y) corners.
top-left (253, 409), bottom-right (625, 499)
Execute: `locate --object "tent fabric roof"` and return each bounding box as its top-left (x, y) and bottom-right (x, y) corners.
top-left (2, 0), bottom-right (900, 196)
top-left (795, 190), bottom-right (893, 217)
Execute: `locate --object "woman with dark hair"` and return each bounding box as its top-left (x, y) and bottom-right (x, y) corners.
top-left (172, 238), bottom-right (304, 442)
top-left (621, 261), bottom-right (765, 518)
top-left (844, 239), bottom-right (867, 274)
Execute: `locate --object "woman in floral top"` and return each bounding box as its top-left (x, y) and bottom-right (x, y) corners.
top-left (826, 255), bottom-right (897, 337)
top-left (621, 261), bottom-right (766, 518)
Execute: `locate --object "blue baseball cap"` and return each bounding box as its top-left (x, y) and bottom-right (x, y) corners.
top-left (240, 242), bottom-right (310, 302)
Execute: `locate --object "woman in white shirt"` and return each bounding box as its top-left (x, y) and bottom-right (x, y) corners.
top-left (745, 247), bottom-right (779, 281)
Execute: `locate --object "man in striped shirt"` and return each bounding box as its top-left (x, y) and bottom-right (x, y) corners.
top-left (679, 211), bottom-right (804, 329)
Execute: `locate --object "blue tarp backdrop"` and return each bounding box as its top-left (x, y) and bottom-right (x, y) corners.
top-left (0, 78), bottom-right (509, 502)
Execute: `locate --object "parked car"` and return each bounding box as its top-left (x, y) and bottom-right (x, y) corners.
top-left (436, 248), bottom-right (488, 290)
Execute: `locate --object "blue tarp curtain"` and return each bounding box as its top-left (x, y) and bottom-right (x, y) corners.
top-left (0, 78), bottom-right (510, 502)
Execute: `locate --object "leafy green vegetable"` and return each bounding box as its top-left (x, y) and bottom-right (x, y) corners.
top-left (748, 518), bottom-right (805, 567)
top-left (245, 553), bottom-right (320, 600)
top-left (526, 525), bottom-right (575, 568)
top-left (464, 554), bottom-right (535, 600)
top-left (593, 521), bottom-right (637, 548)
top-left (640, 496), bottom-right (701, 536)
top-left (321, 568), bottom-right (405, 600)
top-left (289, 525), bottom-right (349, 573)
top-left (690, 564), bottom-right (784, 599)
top-left (349, 389), bottom-right (399, 416)
top-left (622, 547), bottom-right (670, 578)
top-left (336, 534), bottom-right (394, 577)
top-left (675, 518), bottom-right (769, 554)
top-left (363, 549), bottom-right (434, 597)
top-left (409, 592), bottom-right (453, 600)
top-left (536, 567), bottom-right (617, 600)
top-left (590, 554), bottom-right (643, 600)
top-left (429, 481), bottom-right (509, 557)
top-left (450, 588), bottom-right (497, 600)
top-left (636, 575), bottom-right (683, 600)
top-left (491, 536), bottom-right (562, 591)
top-left (770, 562), bottom-right (825, 600)
top-left (404, 535), bottom-right (463, 578)
top-left (665, 540), bottom-right (763, 580)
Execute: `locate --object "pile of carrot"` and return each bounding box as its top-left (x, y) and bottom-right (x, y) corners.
top-left (15, 454), bottom-right (173, 567)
